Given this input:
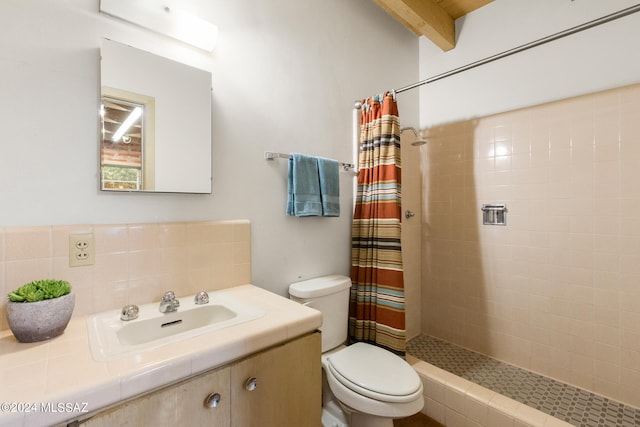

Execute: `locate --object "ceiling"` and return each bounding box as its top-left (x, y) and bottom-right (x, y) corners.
top-left (373, 0), bottom-right (494, 51)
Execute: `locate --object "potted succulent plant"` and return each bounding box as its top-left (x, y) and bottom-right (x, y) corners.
top-left (5, 279), bottom-right (75, 343)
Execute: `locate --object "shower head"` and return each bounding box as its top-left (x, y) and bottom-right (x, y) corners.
top-left (400, 127), bottom-right (428, 146)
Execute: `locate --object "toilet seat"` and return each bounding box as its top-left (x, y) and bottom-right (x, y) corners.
top-left (325, 343), bottom-right (422, 403)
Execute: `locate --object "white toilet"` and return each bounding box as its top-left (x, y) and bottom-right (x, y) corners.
top-left (289, 274), bottom-right (424, 427)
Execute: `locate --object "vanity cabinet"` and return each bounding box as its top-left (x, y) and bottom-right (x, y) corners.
top-left (231, 331), bottom-right (321, 426)
top-left (69, 332), bottom-right (320, 427)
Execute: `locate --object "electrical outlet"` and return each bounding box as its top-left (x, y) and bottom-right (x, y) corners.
top-left (69, 233), bottom-right (95, 267)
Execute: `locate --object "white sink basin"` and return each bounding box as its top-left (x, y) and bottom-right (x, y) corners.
top-left (87, 290), bottom-right (264, 361)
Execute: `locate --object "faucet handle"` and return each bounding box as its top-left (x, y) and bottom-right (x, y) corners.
top-left (195, 291), bottom-right (209, 305)
top-left (161, 291), bottom-right (177, 302)
top-left (120, 304), bottom-right (139, 321)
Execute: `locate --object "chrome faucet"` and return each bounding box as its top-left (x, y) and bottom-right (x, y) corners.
top-left (194, 291), bottom-right (209, 305)
top-left (120, 304), bottom-right (139, 321)
top-left (159, 291), bottom-right (180, 313)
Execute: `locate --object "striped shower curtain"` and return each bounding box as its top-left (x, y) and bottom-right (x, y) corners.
top-left (349, 92), bottom-right (405, 354)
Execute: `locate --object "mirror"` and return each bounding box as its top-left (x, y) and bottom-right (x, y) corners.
top-left (100, 39), bottom-right (212, 193)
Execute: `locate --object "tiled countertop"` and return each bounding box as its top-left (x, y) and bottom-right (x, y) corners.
top-left (0, 285), bottom-right (322, 427)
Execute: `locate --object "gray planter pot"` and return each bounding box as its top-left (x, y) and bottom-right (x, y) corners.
top-left (6, 292), bottom-right (75, 343)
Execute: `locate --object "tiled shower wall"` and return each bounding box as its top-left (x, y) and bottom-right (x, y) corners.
top-left (402, 131), bottom-right (423, 341)
top-left (421, 83), bottom-right (640, 408)
top-left (0, 220), bottom-right (251, 331)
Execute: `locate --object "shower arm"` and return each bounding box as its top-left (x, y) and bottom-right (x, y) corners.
top-left (400, 127), bottom-right (428, 146)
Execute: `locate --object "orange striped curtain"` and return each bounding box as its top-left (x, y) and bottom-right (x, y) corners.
top-left (349, 92), bottom-right (405, 354)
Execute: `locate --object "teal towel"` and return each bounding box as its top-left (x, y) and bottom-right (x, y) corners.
top-left (317, 157), bottom-right (340, 217)
top-left (287, 153), bottom-right (323, 216)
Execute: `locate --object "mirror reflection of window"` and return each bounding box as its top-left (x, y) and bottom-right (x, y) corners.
top-left (101, 165), bottom-right (141, 190)
top-left (100, 97), bottom-right (146, 190)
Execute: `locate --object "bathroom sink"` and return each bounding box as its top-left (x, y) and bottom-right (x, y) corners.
top-left (116, 304), bottom-right (237, 346)
top-left (87, 290), bottom-right (264, 361)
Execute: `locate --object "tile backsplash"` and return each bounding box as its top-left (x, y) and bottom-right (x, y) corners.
top-left (0, 220), bottom-right (251, 331)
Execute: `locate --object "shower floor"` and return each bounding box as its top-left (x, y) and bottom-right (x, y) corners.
top-left (406, 335), bottom-right (640, 427)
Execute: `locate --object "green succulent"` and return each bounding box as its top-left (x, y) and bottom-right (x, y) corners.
top-left (8, 279), bottom-right (71, 303)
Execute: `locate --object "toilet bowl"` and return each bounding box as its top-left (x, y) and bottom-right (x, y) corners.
top-left (289, 275), bottom-right (424, 427)
top-left (324, 343), bottom-right (423, 426)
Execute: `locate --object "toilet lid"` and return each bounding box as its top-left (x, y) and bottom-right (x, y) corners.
top-left (326, 343), bottom-right (422, 401)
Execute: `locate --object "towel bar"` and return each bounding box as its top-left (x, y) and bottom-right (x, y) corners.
top-left (264, 151), bottom-right (355, 172)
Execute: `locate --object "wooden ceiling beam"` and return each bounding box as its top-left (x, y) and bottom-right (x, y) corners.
top-left (374, 0), bottom-right (456, 51)
top-left (436, 0), bottom-right (493, 19)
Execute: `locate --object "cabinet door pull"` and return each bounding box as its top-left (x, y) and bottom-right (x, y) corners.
top-left (203, 392), bottom-right (221, 408)
top-left (245, 377), bottom-right (258, 391)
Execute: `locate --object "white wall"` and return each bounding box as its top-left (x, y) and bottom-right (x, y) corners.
top-left (419, 0), bottom-right (640, 127)
top-left (0, 0), bottom-right (418, 296)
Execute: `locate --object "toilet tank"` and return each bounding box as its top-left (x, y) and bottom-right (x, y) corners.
top-left (289, 274), bottom-right (352, 353)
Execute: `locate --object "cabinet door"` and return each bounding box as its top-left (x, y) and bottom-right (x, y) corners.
top-left (176, 365), bottom-right (231, 426)
top-left (76, 366), bottom-right (231, 427)
top-left (231, 332), bottom-right (321, 427)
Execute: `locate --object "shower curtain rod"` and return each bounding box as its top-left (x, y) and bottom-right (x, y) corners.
top-left (391, 3), bottom-right (640, 95)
